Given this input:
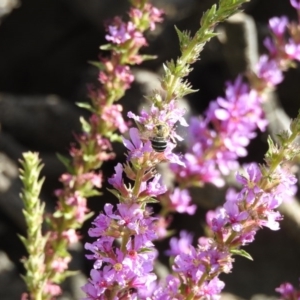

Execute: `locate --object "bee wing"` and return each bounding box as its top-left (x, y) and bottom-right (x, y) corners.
top-left (140, 129), bottom-right (153, 141)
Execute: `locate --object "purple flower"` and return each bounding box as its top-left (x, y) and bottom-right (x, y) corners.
top-left (163, 143), bottom-right (186, 167)
top-left (173, 152), bottom-right (225, 187)
top-left (224, 201), bottom-right (249, 232)
top-left (173, 245), bottom-right (206, 282)
top-left (123, 127), bottom-right (152, 159)
top-left (88, 204), bottom-right (114, 237)
top-left (126, 239), bottom-right (157, 273)
top-left (84, 203), bottom-right (158, 298)
top-left (133, 215), bottom-right (158, 249)
top-left (269, 16), bottom-right (288, 37)
top-left (276, 282), bottom-right (298, 299)
top-left (111, 203), bottom-right (143, 227)
top-left (105, 19), bottom-right (147, 47)
top-left (256, 55), bottom-right (283, 86)
top-left (236, 230), bottom-right (257, 245)
top-left (141, 174), bottom-right (167, 197)
top-left (108, 163), bottom-right (127, 195)
top-left (272, 167), bottom-right (298, 203)
top-left (165, 230), bottom-right (193, 256)
top-left (82, 269), bottom-right (110, 300)
top-left (151, 275), bottom-right (183, 300)
top-left (285, 41), bottom-right (300, 61)
top-left (198, 277), bottom-right (225, 300)
top-left (106, 21), bottom-right (131, 44)
top-left (174, 77), bottom-right (267, 188)
top-left (167, 188), bottom-right (197, 215)
top-left (236, 163), bottom-right (263, 203)
top-left (128, 100), bottom-right (187, 143)
top-left (291, 0), bottom-right (300, 10)
top-left (264, 37), bottom-right (278, 56)
top-left (259, 209), bottom-right (282, 230)
top-left (85, 236), bottom-right (114, 263)
top-left (210, 207), bottom-right (228, 233)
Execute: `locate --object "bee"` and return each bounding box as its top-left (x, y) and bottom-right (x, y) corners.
top-left (149, 123), bottom-right (170, 152)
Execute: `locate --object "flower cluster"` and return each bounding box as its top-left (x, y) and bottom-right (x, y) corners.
top-left (251, 4), bottom-right (300, 91)
top-left (82, 203), bottom-right (158, 299)
top-left (173, 77), bottom-right (267, 188)
top-left (155, 159), bottom-right (298, 299)
top-left (82, 123), bottom-right (188, 298)
top-left (39, 2), bottom-right (163, 298)
top-left (173, 0), bottom-right (300, 191)
top-left (128, 100), bottom-right (187, 164)
top-left (276, 281), bottom-right (300, 300)
top-left (82, 0), bottom-right (300, 299)
top-left (83, 65), bottom-right (192, 297)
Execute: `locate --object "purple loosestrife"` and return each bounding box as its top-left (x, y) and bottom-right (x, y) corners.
top-left (252, 0), bottom-right (300, 91)
top-left (276, 282), bottom-right (300, 300)
top-left (40, 1), bottom-right (163, 298)
top-left (155, 113), bottom-right (300, 299)
top-left (174, 0), bottom-right (300, 191)
top-left (173, 77), bottom-right (267, 188)
top-left (82, 122), bottom-right (185, 299)
top-left (83, 1), bottom-right (254, 299)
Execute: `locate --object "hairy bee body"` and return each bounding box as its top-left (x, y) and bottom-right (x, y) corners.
top-left (149, 123), bottom-right (170, 152)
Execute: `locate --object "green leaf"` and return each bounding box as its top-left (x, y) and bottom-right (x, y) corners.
top-left (88, 60), bottom-right (105, 70)
top-left (76, 102), bottom-right (96, 113)
top-left (143, 197), bottom-right (159, 204)
top-left (137, 54), bottom-right (157, 62)
top-left (180, 87), bottom-right (199, 97)
top-left (83, 189), bottom-right (102, 198)
top-left (107, 188), bottom-right (121, 199)
top-left (201, 4), bottom-right (217, 27)
top-left (84, 211), bottom-right (95, 222)
top-left (230, 248), bottom-right (253, 260)
top-left (18, 234), bottom-right (27, 248)
top-left (56, 153), bottom-right (72, 171)
top-left (80, 116), bottom-right (91, 133)
top-left (108, 133), bottom-right (123, 143)
top-left (100, 44), bottom-right (113, 51)
top-left (174, 25), bottom-right (192, 49)
top-left (139, 247), bottom-right (156, 253)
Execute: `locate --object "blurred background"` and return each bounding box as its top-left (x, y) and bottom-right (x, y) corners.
top-left (0, 0), bottom-right (300, 299)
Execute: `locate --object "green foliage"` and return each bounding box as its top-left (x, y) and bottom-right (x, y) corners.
top-left (56, 153), bottom-right (72, 173)
top-left (230, 249), bottom-right (253, 261)
top-left (264, 110), bottom-right (300, 173)
top-left (159, 0), bottom-right (250, 104)
top-left (19, 152), bottom-right (48, 299)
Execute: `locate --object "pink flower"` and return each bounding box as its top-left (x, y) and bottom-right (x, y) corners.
top-left (162, 188), bottom-right (197, 215)
top-left (64, 192), bottom-right (88, 223)
top-left (51, 256), bottom-right (71, 273)
top-left (102, 104), bottom-right (128, 133)
top-left (62, 229), bottom-right (79, 244)
top-left (44, 282), bottom-right (62, 297)
top-left (115, 65), bottom-right (135, 89)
